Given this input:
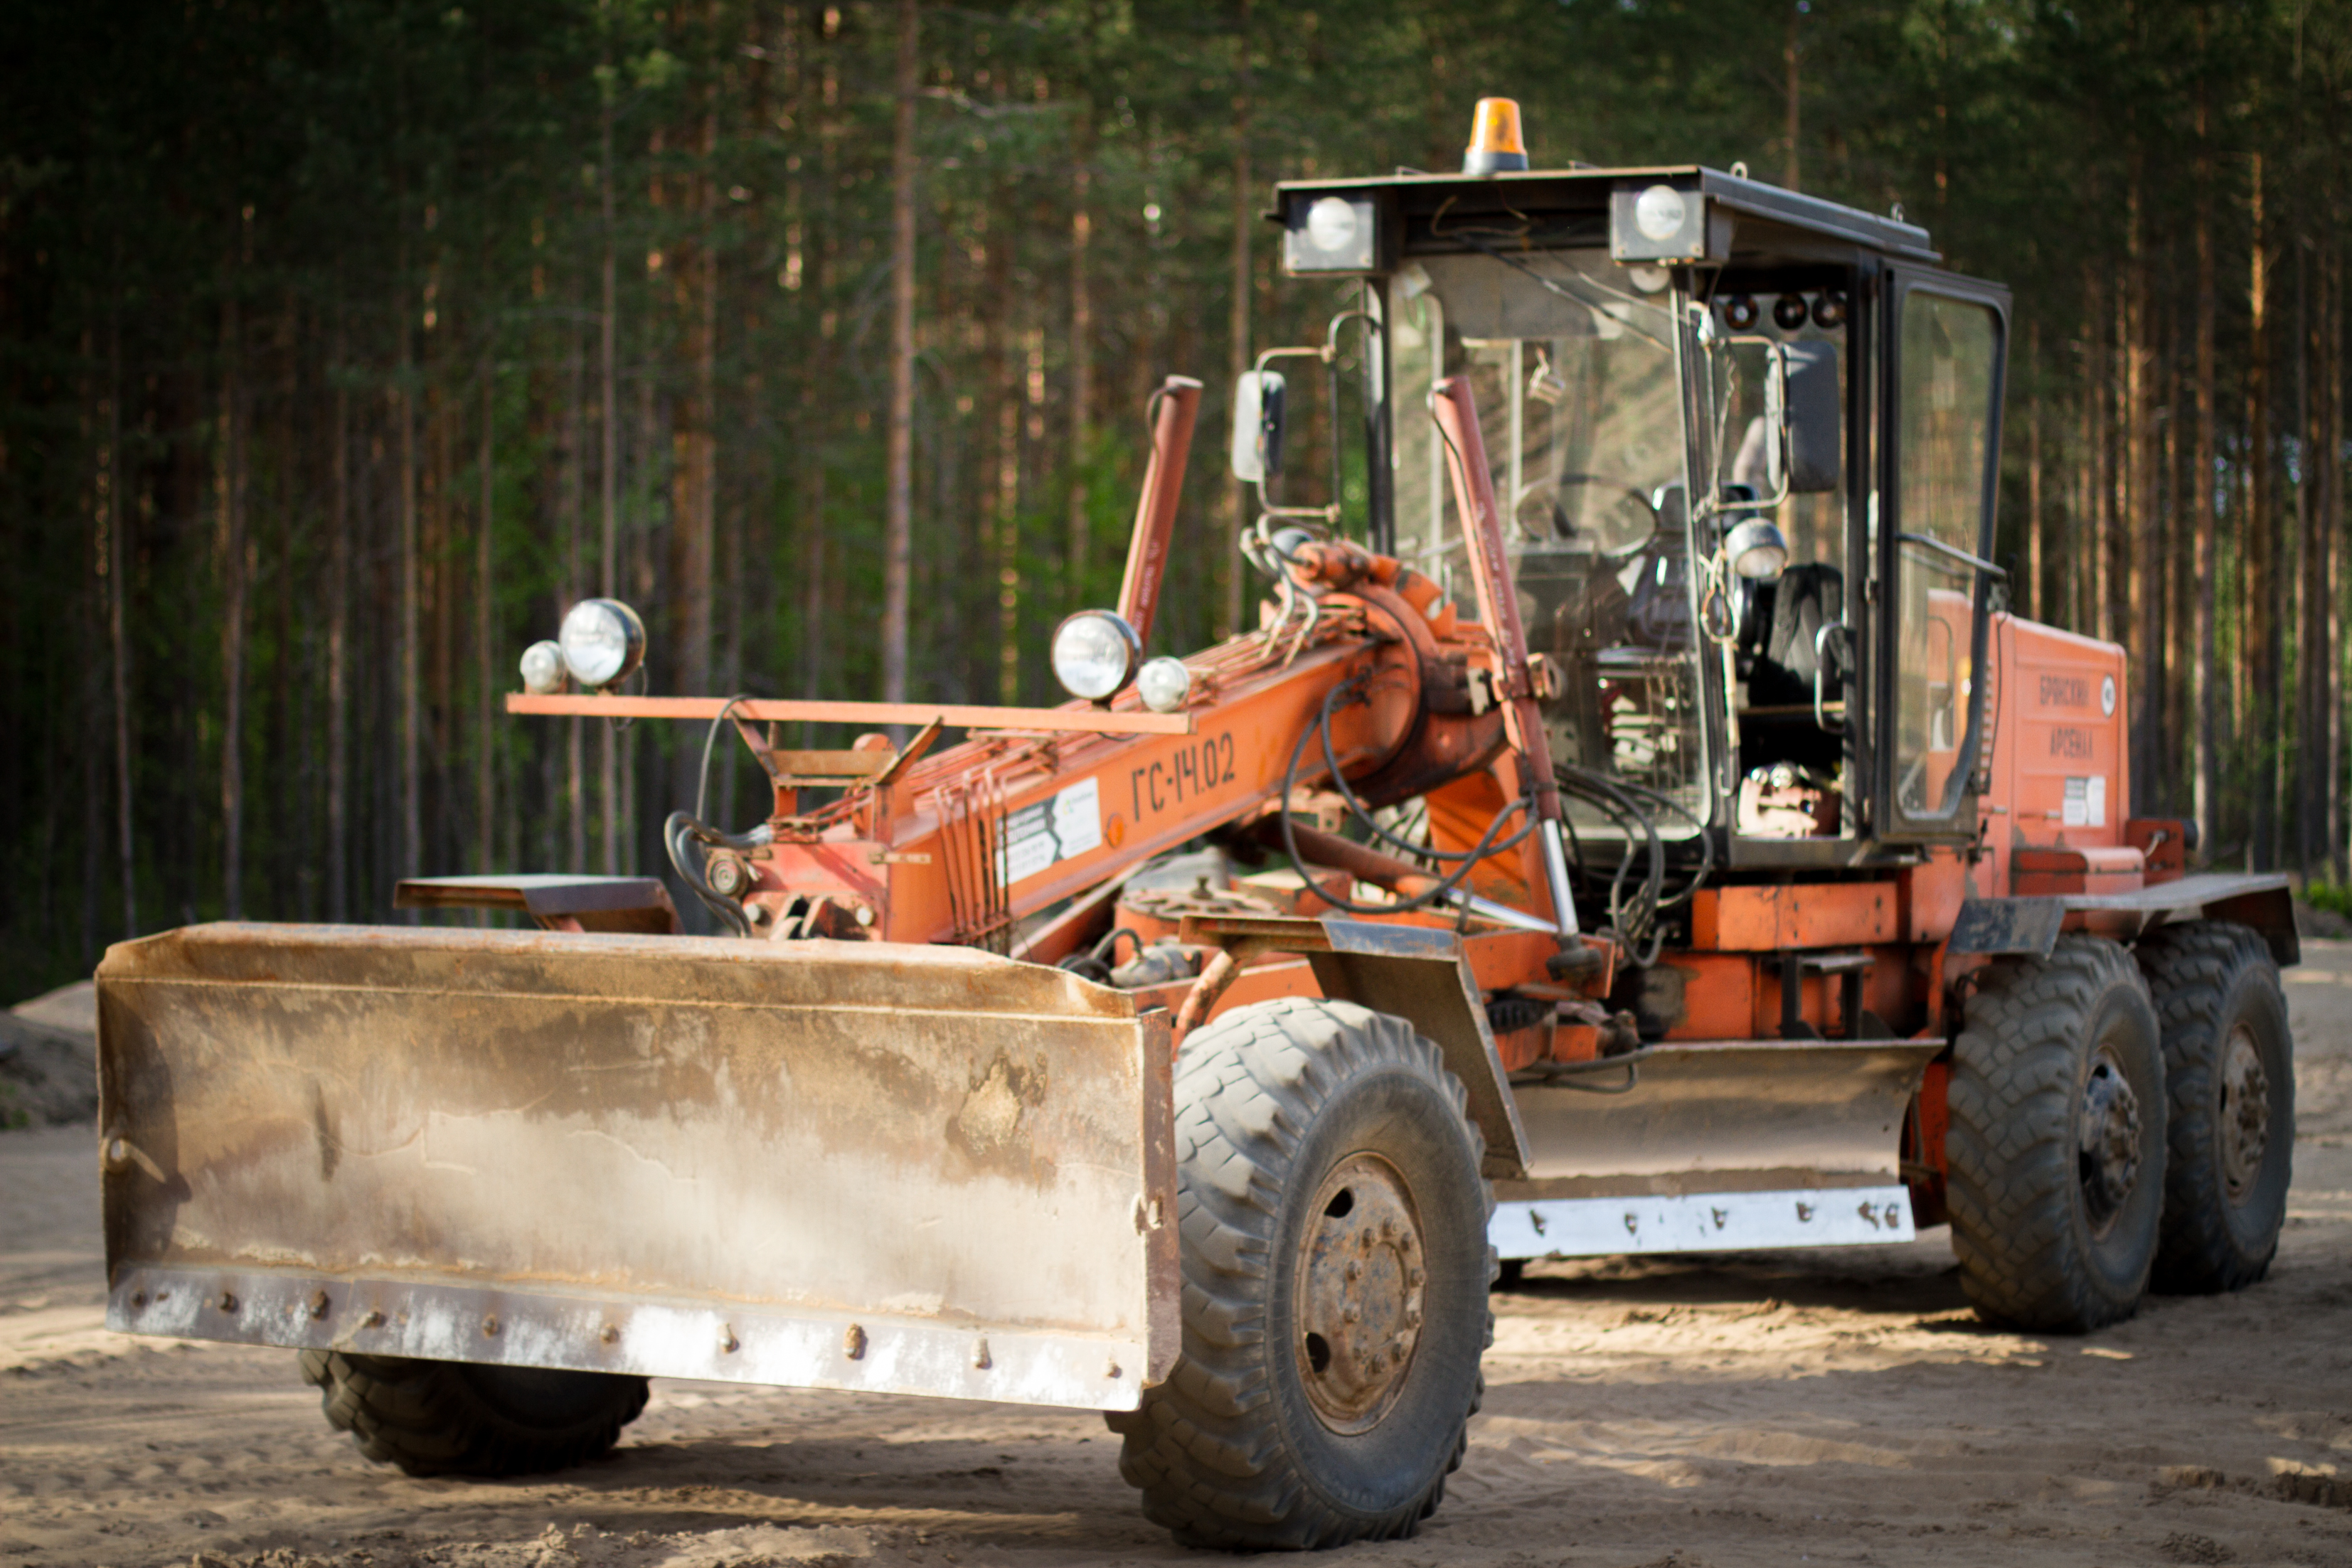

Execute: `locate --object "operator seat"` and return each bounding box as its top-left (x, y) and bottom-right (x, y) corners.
top-left (1738, 563), bottom-right (1844, 774)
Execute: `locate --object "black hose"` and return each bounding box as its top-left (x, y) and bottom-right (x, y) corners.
top-left (665, 811), bottom-right (756, 937)
top-left (1277, 677), bottom-right (1537, 917)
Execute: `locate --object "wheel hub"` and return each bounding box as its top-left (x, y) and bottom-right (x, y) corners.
top-left (2219, 1023), bottom-right (2272, 1200)
top-left (1295, 1152), bottom-right (1425, 1434)
top-left (2077, 1050), bottom-right (2143, 1234)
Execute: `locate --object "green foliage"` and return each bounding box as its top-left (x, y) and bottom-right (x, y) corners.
top-left (2306, 881), bottom-right (2352, 922)
top-left (3, 0), bottom-right (2351, 1001)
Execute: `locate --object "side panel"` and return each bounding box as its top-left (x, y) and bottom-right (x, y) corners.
top-left (97, 924), bottom-right (1176, 1410)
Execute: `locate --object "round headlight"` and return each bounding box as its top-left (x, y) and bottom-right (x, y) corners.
top-left (1136, 656), bottom-right (1193, 714)
top-left (1724, 518), bottom-right (1789, 581)
top-left (1634, 183), bottom-right (1686, 242)
top-left (1305, 196), bottom-right (1361, 254)
top-left (1050, 610), bottom-right (1142, 702)
top-left (559, 598), bottom-right (646, 690)
top-left (519, 639), bottom-right (568, 695)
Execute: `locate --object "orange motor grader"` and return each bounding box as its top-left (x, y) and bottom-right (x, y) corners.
top-left (96, 102), bottom-right (2297, 1551)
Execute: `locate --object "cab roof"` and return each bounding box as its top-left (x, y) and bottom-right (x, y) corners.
top-left (1272, 164), bottom-right (1942, 271)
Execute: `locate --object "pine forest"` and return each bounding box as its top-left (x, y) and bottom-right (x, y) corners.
top-left (4, 0), bottom-right (2351, 998)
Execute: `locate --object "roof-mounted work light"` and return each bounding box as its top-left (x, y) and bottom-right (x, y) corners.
top-left (1283, 193), bottom-right (1378, 274)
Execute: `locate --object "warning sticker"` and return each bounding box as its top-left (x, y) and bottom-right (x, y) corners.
top-left (2063, 775), bottom-right (2107, 828)
top-left (999, 777), bottom-right (1103, 885)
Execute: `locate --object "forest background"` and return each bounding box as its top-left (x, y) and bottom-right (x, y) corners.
top-left (2, 0), bottom-right (2347, 1000)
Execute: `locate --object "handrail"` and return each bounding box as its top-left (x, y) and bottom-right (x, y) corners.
top-left (1897, 531), bottom-right (2006, 579)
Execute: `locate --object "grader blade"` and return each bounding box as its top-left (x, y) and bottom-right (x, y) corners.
top-left (1491, 1040), bottom-right (1940, 1259)
top-left (95, 924), bottom-right (1177, 1410)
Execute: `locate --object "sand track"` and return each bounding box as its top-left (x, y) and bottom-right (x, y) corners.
top-left (8, 949), bottom-right (2352, 1568)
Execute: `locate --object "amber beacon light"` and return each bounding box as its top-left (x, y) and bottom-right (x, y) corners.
top-left (1462, 97), bottom-right (1528, 175)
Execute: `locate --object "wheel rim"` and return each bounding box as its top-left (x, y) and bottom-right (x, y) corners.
top-left (1294, 1151), bottom-right (1425, 1434)
top-left (2076, 1044), bottom-right (2144, 1237)
top-left (2219, 1022), bottom-right (2272, 1201)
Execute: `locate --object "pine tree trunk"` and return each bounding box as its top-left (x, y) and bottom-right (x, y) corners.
top-left (2248, 152), bottom-right (2274, 871)
top-left (221, 225), bottom-right (249, 918)
top-left (880, 0), bottom-right (919, 705)
top-left (477, 356), bottom-right (495, 874)
top-left (989, 186), bottom-right (1020, 705)
top-left (2302, 240), bottom-right (2333, 873)
top-left (598, 41), bottom-right (622, 873)
top-left (2026, 321), bottom-right (2043, 622)
top-left (106, 317), bottom-right (135, 937)
top-left (328, 307), bottom-right (351, 919)
top-left (1067, 131), bottom-right (1095, 609)
top-left (1220, 4), bottom-right (1252, 641)
top-left (2193, 7), bottom-right (2220, 856)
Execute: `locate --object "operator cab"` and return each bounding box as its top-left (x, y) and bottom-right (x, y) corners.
top-left (1257, 102), bottom-right (2009, 873)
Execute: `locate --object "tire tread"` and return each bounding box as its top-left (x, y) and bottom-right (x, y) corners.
top-left (1114, 996), bottom-right (1492, 1550)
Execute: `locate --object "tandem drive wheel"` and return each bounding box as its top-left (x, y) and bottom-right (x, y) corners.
top-left (1108, 998), bottom-right (1494, 1550)
top-left (2135, 920), bottom-right (2296, 1292)
top-left (299, 1350), bottom-right (648, 1477)
top-left (1947, 935), bottom-right (2169, 1333)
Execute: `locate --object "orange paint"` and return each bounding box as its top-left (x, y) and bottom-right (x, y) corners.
top-left (1690, 882), bottom-right (1896, 951)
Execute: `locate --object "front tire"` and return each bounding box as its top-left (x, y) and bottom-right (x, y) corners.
top-left (1110, 998), bottom-right (1494, 1550)
top-left (298, 1350), bottom-right (649, 1477)
top-left (1947, 936), bottom-right (2166, 1332)
top-left (2135, 921), bottom-right (2294, 1292)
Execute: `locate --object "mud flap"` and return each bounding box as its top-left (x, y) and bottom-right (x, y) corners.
top-left (1491, 1040), bottom-right (1939, 1259)
top-left (96, 923), bottom-right (1177, 1411)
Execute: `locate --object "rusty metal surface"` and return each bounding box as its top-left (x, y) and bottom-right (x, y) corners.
top-left (2065, 873), bottom-right (2300, 966)
top-left (1304, 919), bottom-right (1533, 1180)
top-left (95, 923), bottom-right (1176, 1410)
top-left (1502, 1040), bottom-right (1938, 1196)
top-left (1947, 897), bottom-right (2067, 957)
top-left (393, 876), bottom-right (679, 937)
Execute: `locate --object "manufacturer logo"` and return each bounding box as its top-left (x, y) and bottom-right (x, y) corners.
top-left (2100, 674), bottom-right (2117, 716)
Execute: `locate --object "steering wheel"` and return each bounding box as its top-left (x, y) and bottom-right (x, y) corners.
top-left (1516, 473), bottom-right (1662, 561)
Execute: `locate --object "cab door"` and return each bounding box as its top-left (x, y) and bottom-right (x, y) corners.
top-left (1875, 270), bottom-right (2011, 841)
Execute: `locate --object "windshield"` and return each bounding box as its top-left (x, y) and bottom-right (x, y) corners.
top-left (1390, 248), bottom-right (1707, 838)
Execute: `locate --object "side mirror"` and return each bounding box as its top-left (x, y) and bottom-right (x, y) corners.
top-left (1768, 342), bottom-right (1840, 494)
top-left (1229, 369), bottom-right (1287, 483)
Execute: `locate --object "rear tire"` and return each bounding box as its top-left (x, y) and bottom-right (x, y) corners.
top-left (2134, 921), bottom-right (2294, 1293)
top-left (1947, 936), bottom-right (2166, 1333)
top-left (1110, 998), bottom-right (1494, 1550)
top-left (298, 1350), bottom-right (649, 1477)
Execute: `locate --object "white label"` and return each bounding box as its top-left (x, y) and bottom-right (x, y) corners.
top-left (2063, 776), bottom-right (2108, 829)
top-left (999, 777), bottom-right (1102, 886)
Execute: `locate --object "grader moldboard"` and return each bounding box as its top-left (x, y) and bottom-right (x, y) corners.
top-left (98, 101), bottom-right (2299, 1550)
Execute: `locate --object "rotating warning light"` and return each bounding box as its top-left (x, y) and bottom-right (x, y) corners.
top-left (1462, 97), bottom-right (1528, 176)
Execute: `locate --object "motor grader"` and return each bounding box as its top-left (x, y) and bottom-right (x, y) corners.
top-left (96, 100), bottom-right (2297, 1551)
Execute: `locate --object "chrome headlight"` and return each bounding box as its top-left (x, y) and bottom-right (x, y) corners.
top-left (1136, 656), bottom-right (1193, 714)
top-left (1051, 610), bottom-right (1142, 702)
top-left (1724, 518), bottom-right (1789, 581)
top-left (518, 639), bottom-right (569, 695)
top-left (558, 598), bottom-right (646, 690)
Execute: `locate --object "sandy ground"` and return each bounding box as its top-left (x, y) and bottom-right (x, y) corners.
top-left (6, 955), bottom-right (2352, 1568)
